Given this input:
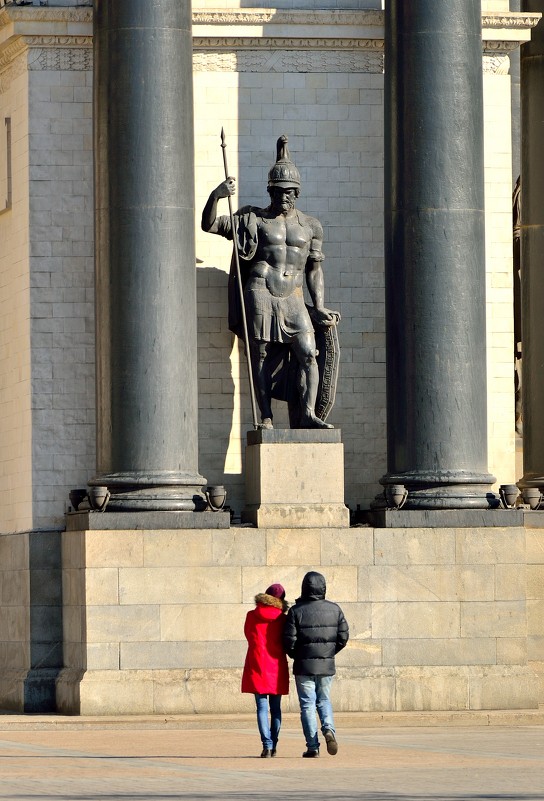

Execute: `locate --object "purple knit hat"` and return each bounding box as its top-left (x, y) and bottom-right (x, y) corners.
top-left (265, 583), bottom-right (286, 600)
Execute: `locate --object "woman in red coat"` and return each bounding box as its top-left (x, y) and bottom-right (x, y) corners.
top-left (242, 582), bottom-right (290, 757)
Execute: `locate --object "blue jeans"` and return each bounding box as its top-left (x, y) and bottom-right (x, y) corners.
top-left (295, 674), bottom-right (335, 751)
top-left (254, 693), bottom-right (282, 750)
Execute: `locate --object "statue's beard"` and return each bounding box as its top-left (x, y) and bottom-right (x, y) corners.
top-left (279, 196), bottom-right (295, 213)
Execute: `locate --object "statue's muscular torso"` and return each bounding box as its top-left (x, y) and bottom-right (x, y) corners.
top-left (246, 209), bottom-right (322, 298)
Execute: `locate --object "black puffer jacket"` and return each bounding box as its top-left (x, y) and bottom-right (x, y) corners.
top-left (283, 571), bottom-right (349, 676)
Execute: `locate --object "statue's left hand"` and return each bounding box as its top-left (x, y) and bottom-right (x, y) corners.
top-left (314, 307), bottom-right (340, 327)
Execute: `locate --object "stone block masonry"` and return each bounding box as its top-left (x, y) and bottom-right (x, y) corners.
top-left (55, 524), bottom-right (539, 715)
top-left (0, 6), bottom-right (95, 534)
top-left (28, 59), bottom-right (94, 531)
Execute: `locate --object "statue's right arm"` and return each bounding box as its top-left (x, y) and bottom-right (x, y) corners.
top-left (201, 177), bottom-right (236, 233)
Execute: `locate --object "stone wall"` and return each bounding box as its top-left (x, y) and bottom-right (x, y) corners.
top-left (0, 530), bottom-right (62, 712)
top-left (0, 7), bottom-right (95, 534)
top-left (0, 43), bottom-right (32, 534)
top-left (28, 46), bottom-right (95, 530)
top-left (0, 532), bottom-right (29, 709)
top-left (526, 519), bottom-right (544, 703)
top-left (56, 524), bottom-right (538, 715)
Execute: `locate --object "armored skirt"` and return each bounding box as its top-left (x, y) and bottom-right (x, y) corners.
top-left (244, 279), bottom-right (313, 343)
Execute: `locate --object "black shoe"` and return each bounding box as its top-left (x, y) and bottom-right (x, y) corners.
top-left (323, 729), bottom-right (338, 755)
top-left (302, 749), bottom-right (319, 758)
top-left (260, 748), bottom-right (272, 758)
top-left (271, 747), bottom-right (277, 757)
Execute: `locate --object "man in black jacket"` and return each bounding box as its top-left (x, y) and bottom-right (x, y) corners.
top-left (283, 571), bottom-right (349, 757)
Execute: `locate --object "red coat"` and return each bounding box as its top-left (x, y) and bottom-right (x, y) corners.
top-left (241, 594), bottom-right (290, 695)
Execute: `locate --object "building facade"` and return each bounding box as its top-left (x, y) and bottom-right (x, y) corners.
top-left (1, 0), bottom-right (543, 714)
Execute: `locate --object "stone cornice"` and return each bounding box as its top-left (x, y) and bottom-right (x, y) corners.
top-left (192, 8), bottom-right (541, 56)
top-left (482, 11), bottom-right (541, 29)
top-left (193, 9), bottom-right (541, 30)
top-left (192, 9), bottom-right (383, 27)
top-left (0, 31), bottom-right (24, 71)
top-left (0, 5), bottom-right (539, 33)
top-left (1, 6), bottom-right (536, 30)
top-left (0, 6), bottom-right (91, 28)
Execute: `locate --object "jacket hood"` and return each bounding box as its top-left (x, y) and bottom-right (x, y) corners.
top-left (255, 592), bottom-right (288, 612)
top-left (299, 571), bottom-right (326, 600)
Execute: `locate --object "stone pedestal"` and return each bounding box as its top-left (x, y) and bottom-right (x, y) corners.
top-left (241, 429), bottom-right (349, 528)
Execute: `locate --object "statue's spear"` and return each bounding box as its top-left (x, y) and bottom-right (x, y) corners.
top-left (220, 129), bottom-right (259, 429)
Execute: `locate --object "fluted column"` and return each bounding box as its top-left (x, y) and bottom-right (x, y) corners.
top-left (92, 0), bottom-right (205, 510)
top-left (382, 0), bottom-right (495, 508)
top-left (520, 2), bottom-right (544, 494)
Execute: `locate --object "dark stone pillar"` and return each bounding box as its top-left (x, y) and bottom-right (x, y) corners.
top-left (520, 2), bottom-right (544, 494)
top-left (511, 0), bottom-right (521, 185)
top-left (382, 0), bottom-right (495, 508)
top-left (92, 0), bottom-right (205, 511)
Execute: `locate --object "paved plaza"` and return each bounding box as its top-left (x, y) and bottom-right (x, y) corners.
top-left (0, 712), bottom-right (542, 800)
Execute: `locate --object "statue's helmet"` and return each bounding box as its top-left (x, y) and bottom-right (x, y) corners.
top-left (267, 135), bottom-right (301, 189)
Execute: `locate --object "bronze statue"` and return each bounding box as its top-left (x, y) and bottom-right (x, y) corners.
top-left (202, 135), bottom-right (339, 430)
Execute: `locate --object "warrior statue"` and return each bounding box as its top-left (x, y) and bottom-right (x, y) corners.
top-left (202, 135), bottom-right (340, 429)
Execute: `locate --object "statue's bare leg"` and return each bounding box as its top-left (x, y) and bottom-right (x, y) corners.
top-left (249, 339), bottom-right (274, 428)
top-left (291, 333), bottom-right (333, 429)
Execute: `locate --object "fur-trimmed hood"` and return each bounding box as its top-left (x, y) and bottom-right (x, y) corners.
top-left (255, 593), bottom-right (289, 613)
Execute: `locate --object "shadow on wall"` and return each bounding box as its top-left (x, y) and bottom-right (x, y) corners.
top-left (196, 265), bottom-right (248, 516)
top-left (24, 531), bottom-right (63, 712)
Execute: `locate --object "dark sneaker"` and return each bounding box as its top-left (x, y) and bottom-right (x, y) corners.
top-left (302, 749), bottom-right (319, 758)
top-left (260, 748), bottom-right (272, 758)
top-left (271, 747), bottom-right (277, 757)
top-left (324, 729), bottom-right (338, 755)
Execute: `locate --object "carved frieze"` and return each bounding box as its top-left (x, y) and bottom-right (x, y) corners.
top-left (483, 55), bottom-right (511, 76)
top-left (194, 37), bottom-right (382, 51)
top-left (27, 45), bottom-right (92, 72)
top-left (193, 48), bottom-right (383, 75)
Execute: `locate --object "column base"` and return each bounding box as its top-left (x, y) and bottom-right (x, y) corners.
top-left (89, 471), bottom-right (207, 512)
top-left (518, 473), bottom-right (544, 494)
top-left (377, 470), bottom-right (496, 510)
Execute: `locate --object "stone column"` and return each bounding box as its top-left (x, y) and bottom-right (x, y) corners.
top-left (382, 0), bottom-right (495, 508)
top-left (511, 0), bottom-right (522, 185)
top-left (92, 0), bottom-right (205, 511)
top-left (520, 2), bottom-right (544, 494)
